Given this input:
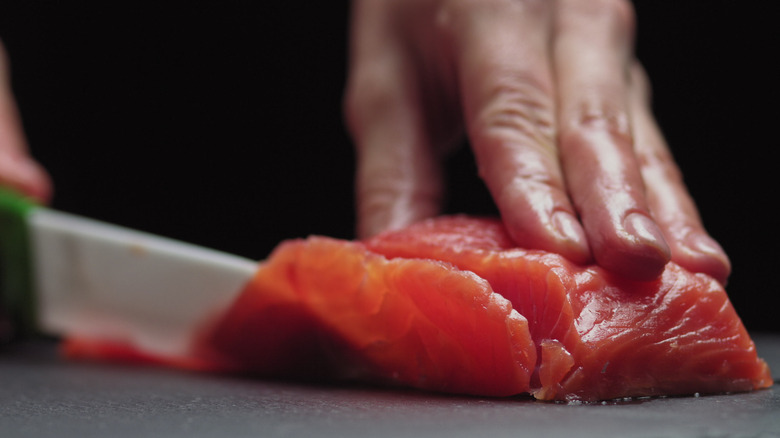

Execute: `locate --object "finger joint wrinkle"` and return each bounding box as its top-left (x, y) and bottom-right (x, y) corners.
top-left (475, 81), bottom-right (556, 155)
top-left (572, 101), bottom-right (632, 147)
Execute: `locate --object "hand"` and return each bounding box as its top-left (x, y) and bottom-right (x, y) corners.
top-left (0, 39), bottom-right (52, 203)
top-left (1, 38), bottom-right (52, 342)
top-left (344, 0), bottom-right (730, 284)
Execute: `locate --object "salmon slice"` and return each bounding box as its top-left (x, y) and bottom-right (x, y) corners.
top-left (364, 216), bottom-right (773, 401)
top-left (63, 216), bottom-right (772, 401)
top-left (200, 236), bottom-right (537, 396)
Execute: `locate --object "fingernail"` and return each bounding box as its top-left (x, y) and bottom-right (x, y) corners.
top-left (623, 212), bottom-right (671, 258)
top-left (684, 233), bottom-right (724, 256)
top-left (552, 210), bottom-right (590, 262)
top-left (682, 233), bottom-right (731, 284)
top-left (684, 232), bottom-right (731, 272)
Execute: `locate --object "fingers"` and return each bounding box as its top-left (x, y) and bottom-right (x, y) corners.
top-left (629, 65), bottom-right (731, 284)
top-left (448, 0), bottom-right (591, 264)
top-left (347, 0), bottom-right (726, 284)
top-left (0, 41), bottom-right (52, 203)
top-left (345, 1), bottom-right (444, 239)
top-left (554, 0), bottom-right (671, 280)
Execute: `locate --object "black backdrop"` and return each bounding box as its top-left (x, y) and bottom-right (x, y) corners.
top-left (0, 2), bottom-right (776, 331)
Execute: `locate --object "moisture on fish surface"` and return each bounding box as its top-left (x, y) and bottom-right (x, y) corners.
top-left (63, 216), bottom-right (773, 402)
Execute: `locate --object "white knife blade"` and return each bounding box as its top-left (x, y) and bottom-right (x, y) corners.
top-left (0, 189), bottom-right (257, 358)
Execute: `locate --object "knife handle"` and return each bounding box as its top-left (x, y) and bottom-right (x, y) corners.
top-left (0, 188), bottom-right (37, 338)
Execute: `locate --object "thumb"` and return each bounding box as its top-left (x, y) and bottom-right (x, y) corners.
top-left (0, 40), bottom-right (52, 203)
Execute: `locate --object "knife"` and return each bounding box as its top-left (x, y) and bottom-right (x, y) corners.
top-left (0, 188), bottom-right (257, 358)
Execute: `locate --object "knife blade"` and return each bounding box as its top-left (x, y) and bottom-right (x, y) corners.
top-left (0, 188), bottom-right (257, 357)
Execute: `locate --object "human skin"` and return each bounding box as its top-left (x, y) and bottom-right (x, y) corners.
top-left (0, 1), bottom-right (731, 285)
top-left (0, 40), bottom-right (51, 204)
top-left (344, 0), bottom-right (731, 284)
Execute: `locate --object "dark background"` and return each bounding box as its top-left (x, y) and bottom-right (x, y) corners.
top-left (0, 2), bottom-right (776, 331)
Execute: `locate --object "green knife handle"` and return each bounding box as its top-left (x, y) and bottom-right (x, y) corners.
top-left (0, 188), bottom-right (37, 338)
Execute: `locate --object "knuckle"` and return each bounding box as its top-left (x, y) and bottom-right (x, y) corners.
top-left (574, 100), bottom-right (631, 143)
top-left (472, 71), bottom-right (557, 157)
top-left (635, 139), bottom-right (684, 184)
top-left (500, 167), bottom-right (560, 192)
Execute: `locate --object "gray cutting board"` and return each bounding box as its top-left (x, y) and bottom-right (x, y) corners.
top-left (1, 334), bottom-right (778, 438)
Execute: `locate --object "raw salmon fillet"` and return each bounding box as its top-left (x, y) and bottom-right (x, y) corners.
top-left (364, 216), bottom-right (772, 400)
top-left (63, 216), bottom-right (772, 402)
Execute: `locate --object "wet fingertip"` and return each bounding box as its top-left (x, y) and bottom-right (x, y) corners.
top-left (590, 213), bottom-right (672, 282)
top-left (551, 210), bottom-right (591, 264)
top-left (623, 212), bottom-right (671, 261)
top-left (678, 233), bottom-right (732, 285)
